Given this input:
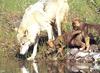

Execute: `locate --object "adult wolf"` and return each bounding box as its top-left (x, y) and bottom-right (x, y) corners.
top-left (44, 0), bottom-right (69, 36)
top-left (17, 0), bottom-right (69, 61)
top-left (17, 0), bottom-right (53, 61)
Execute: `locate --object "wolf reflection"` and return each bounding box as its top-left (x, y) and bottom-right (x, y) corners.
top-left (18, 60), bottom-right (100, 73)
top-left (19, 61), bottom-right (39, 73)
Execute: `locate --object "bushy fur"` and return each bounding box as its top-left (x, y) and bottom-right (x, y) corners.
top-left (17, 1), bottom-right (53, 60)
top-left (44, 0), bottom-right (69, 36)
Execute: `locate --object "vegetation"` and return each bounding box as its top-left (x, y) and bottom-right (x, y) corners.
top-left (0, 0), bottom-right (100, 56)
top-left (68, 0), bottom-right (100, 23)
top-left (0, 0), bottom-right (100, 72)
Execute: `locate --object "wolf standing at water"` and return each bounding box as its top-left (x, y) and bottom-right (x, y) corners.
top-left (17, 0), bottom-right (54, 60)
top-left (17, 0), bottom-right (69, 60)
top-left (44, 0), bottom-right (69, 36)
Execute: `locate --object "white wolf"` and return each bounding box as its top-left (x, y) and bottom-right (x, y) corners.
top-left (44, 0), bottom-right (69, 36)
top-left (17, 0), bottom-right (69, 61)
top-left (17, 0), bottom-right (53, 60)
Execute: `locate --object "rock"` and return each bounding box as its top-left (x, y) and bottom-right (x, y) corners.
top-left (70, 48), bottom-right (79, 55)
top-left (71, 66), bottom-right (80, 72)
top-left (84, 56), bottom-right (94, 63)
top-left (89, 45), bottom-right (99, 52)
top-left (92, 53), bottom-right (100, 62)
top-left (97, 44), bottom-right (100, 50)
top-left (91, 63), bottom-right (100, 71)
top-left (76, 64), bottom-right (89, 70)
top-left (75, 51), bottom-right (89, 58)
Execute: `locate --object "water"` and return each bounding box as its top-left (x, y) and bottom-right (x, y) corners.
top-left (0, 47), bottom-right (100, 73)
top-left (0, 54), bottom-right (100, 73)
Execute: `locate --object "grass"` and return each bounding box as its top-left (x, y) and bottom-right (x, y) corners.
top-left (0, 0), bottom-right (100, 72)
top-left (0, 0), bottom-right (100, 57)
top-left (0, 0), bottom-right (37, 12)
top-left (68, 0), bottom-right (100, 23)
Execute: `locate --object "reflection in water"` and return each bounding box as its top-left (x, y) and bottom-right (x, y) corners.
top-left (46, 61), bottom-right (65, 73)
top-left (21, 66), bottom-right (29, 73)
top-left (19, 61), bottom-right (29, 73)
top-left (19, 61), bottom-right (39, 73)
top-left (32, 62), bottom-right (39, 73)
top-left (18, 59), bottom-right (100, 73)
top-left (17, 60), bottom-right (100, 73)
top-left (1, 55), bottom-right (100, 73)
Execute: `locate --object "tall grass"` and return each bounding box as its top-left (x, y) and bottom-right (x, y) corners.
top-left (0, 1), bottom-right (100, 73)
top-left (0, 0), bottom-right (36, 12)
top-left (68, 0), bottom-right (100, 23)
top-left (0, 0), bottom-right (100, 49)
top-left (0, 0), bottom-right (100, 23)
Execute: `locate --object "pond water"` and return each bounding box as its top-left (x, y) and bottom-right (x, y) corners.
top-left (0, 51), bottom-right (100, 73)
top-left (0, 44), bottom-right (100, 73)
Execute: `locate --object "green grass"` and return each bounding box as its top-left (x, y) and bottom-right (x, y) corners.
top-left (0, 0), bottom-right (37, 12)
top-left (0, 0), bottom-right (100, 23)
top-left (0, 0), bottom-right (100, 52)
top-left (68, 0), bottom-right (100, 24)
top-left (0, 1), bottom-right (100, 73)
top-left (0, 0), bottom-right (100, 48)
